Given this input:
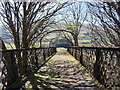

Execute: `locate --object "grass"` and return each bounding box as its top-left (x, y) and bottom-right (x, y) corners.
top-left (5, 43), bottom-right (15, 49)
top-left (4, 39), bottom-right (91, 49)
top-left (4, 42), bottom-right (49, 49)
top-left (78, 40), bottom-right (91, 43)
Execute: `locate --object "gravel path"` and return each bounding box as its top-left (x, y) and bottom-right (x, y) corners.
top-left (34, 48), bottom-right (103, 90)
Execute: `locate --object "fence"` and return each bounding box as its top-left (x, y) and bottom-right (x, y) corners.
top-left (68, 46), bottom-right (120, 89)
top-left (0, 47), bottom-right (56, 89)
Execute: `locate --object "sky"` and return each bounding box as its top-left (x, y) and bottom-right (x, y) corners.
top-left (0, 0), bottom-right (117, 32)
top-left (53, 2), bottom-right (91, 25)
top-left (0, 1), bottom-right (97, 35)
top-left (2, 0), bottom-right (119, 2)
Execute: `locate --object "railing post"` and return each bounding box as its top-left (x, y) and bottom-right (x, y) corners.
top-left (75, 47), bottom-right (77, 59)
top-left (67, 47), bottom-right (70, 53)
top-left (7, 51), bottom-right (19, 88)
top-left (46, 48), bottom-right (48, 58)
top-left (48, 48), bottom-right (50, 56)
top-left (71, 48), bottom-right (73, 56)
top-left (43, 49), bottom-right (46, 60)
top-left (54, 47), bottom-right (57, 54)
top-left (23, 50), bottom-right (28, 74)
top-left (93, 49), bottom-right (103, 84)
top-left (51, 48), bottom-right (52, 56)
top-left (51, 48), bottom-right (53, 56)
top-left (80, 48), bottom-right (84, 66)
top-left (52, 47), bottom-right (56, 55)
top-left (35, 49), bottom-right (38, 67)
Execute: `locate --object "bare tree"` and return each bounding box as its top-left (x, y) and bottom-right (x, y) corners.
top-left (58, 2), bottom-right (87, 46)
top-left (87, 1), bottom-right (120, 47)
top-left (0, 1), bottom-right (67, 49)
top-left (48, 2), bottom-right (87, 46)
top-left (0, 1), bottom-right (67, 75)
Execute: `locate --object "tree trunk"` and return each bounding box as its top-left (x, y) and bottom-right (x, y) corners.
top-left (74, 36), bottom-right (78, 46)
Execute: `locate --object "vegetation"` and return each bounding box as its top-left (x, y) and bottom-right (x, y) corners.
top-left (0, 1), bottom-right (67, 77)
top-left (86, 2), bottom-right (120, 47)
top-left (52, 2), bottom-right (88, 46)
top-left (0, 1), bottom-right (120, 89)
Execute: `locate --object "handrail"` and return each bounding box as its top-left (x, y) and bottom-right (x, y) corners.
top-left (1, 47), bottom-right (57, 89)
top-left (68, 46), bottom-right (120, 49)
top-left (67, 46), bottom-right (120, 89)
top-left (1, 47), bottom-right (56, 52)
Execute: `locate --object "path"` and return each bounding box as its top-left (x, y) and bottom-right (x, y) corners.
top-left (24, 48), bottom-right (103, 89)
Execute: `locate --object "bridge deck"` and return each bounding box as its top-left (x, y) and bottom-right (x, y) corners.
top-left (24, 48), bottom-right (103, 89)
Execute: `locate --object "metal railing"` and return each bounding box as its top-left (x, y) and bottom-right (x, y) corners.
top-left (68, 46), bottom-right (120, 89)
top-left (0, 47), bottom-right (56, 89)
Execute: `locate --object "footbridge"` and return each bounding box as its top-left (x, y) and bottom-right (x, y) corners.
top-left (1, 47), bottom-right (120, 90)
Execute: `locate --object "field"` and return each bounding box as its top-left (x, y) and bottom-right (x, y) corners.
top-left (4, 39), bottom-right (91, 49)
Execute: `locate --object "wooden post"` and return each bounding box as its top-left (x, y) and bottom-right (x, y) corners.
top-left (7, 51), bottom-right (19, 88)
top-left (48, 48), bottom-right (50, 56)
top-left (75, 47), bottom-right (77, 59)
top-left (35, 49), bottom-right (38, 67)
top-left (43, 49), bottom-right (46, 60)
top-left (93, 49), bottom-right (104, 84)
top-left (80, 48), bottom-right (84, 66)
